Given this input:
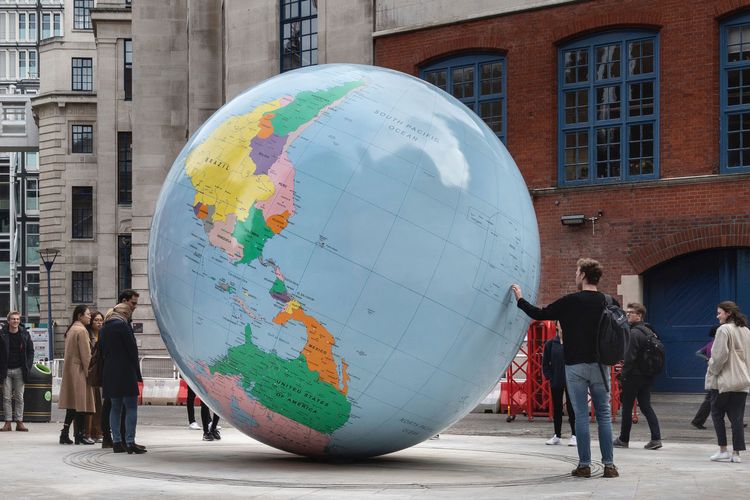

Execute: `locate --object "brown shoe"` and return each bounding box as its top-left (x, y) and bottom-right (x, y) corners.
top-left (0, 421), bottom-right (12, 432)
top-left (571, 465), bottom-right (591, 478)
top-left (15, 422), bottom-right (29, 432)
top-left (603, 465), bottom-right (619, 478)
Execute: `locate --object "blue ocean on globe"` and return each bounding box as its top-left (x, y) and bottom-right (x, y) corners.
top-left (148, 63), bottom-right (540, 458)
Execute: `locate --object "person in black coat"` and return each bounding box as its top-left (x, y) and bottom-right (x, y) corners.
top-left (1, 311), bottom-right (35, 431)
top-left (98, 303), bottom-right (145, 454)
top-left (613, 302), bottom-right (662, 450)
top-left (542, 323), bottom-right (576, 446)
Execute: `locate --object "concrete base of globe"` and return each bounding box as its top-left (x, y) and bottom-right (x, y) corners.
top-left (1, 417), bottom-right (737, 498)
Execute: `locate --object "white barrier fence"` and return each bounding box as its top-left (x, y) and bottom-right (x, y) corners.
top-left (51, 356), bottom-right (184, 405)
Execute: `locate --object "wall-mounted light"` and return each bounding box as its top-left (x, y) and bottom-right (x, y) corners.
top-left (561, 211), bottom-right (604, 234)
top-left (560, 214), bottom-right (585, 226)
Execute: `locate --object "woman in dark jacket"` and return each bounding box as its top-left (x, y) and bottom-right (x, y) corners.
top-left (98, 303), bottom-right (145, 454)
top-left (542, 323), bottom-right (576, 446)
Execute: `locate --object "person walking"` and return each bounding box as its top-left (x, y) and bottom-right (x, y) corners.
top-left (0, 311), bottom-right (34, 432)
top-left (542, 323), bottom-right (576, 447)
top-left (58, 305), bottom-right (96, 445)
top-left (692, 325), bottom-right (718, 430)
top-left (706, 301), bottom-right (750, 463)
top-left (99, 302), bottom-right (146, 454)
top-left (613, 302), bottom-right (662, 450)
top-left (511, 258), bottom-right (619, 479)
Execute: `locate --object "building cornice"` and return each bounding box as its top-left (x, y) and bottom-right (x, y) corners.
top-left (30, 92), bottom-right (97, 109)
top-left (91, 8), bottom-right (133, 38)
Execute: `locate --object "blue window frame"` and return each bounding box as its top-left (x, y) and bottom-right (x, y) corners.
top-left (420, 54), bottom-right (507, 144)
top-left (721, 13), bottom-right (750, 173)
top-left (280, 0), bottom-right (318, 72)
top-left (558, 31), bottom-right (659, 185)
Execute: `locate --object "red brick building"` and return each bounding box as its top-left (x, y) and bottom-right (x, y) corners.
top-left (375, 0), bottom-right (750, 391)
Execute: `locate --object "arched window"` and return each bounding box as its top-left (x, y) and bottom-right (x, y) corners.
top-left (721, 12), bottom-right (750, 173)
top-left (558, 31), bottom-right (659, 185)
top-left (421, 54), bottom-right (506, 144)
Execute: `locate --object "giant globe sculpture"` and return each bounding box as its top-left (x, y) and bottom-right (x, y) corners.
top-left (149, 64), bottom-right (540, 458)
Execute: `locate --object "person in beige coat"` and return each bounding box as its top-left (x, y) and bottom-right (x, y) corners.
top-left (58, 305), bottom-right (96, 445)
top-left (705, 300), bottom-right (750, 463)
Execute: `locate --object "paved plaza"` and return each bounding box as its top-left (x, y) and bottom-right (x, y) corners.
top-left (1, 394), bottom-right (747, 499)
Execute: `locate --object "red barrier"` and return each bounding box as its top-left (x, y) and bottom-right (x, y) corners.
top-left (503, 320), bottom-right (636, 424)
top-left (503, 320), bottom-right (556, 421)
top-left (176, 379), bottom-right (202, 406)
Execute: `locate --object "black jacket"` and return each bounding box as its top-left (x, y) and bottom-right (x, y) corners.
top-left (542, 335), bottom-right (567, 389)
top-left (518, 291), bottom-right (617, 365)
top-left (0, 325), bottom-right (35, 383)
top-left (98, 317), bottom-right (142, 399)
top-left (621, 321), bottom-right (657, 380)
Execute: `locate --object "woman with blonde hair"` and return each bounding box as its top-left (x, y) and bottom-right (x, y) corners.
top-left (706, 301), bottom-right (750, 462)
top-left (58, 305), bottom-right (96, 444)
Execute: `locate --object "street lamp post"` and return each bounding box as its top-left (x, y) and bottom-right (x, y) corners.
top-left (38, 248), bottom-right (59, 361)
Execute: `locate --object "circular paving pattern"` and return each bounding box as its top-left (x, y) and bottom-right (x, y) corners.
top-left (63, 443), bottom-right (604, 489)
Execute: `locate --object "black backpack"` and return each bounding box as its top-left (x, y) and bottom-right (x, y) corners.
top-left (596, 294), bottom-right (629, 365)
top-left (637, 325), bottom-right (665, 376)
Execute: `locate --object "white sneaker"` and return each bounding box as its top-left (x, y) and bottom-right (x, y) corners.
top-left (546, 435), bottom-right (561, 445)
top-left (710, 451), bottom-right (731, 461)
top-left (568, 435), bottom-right (577, 447)
top-left (188, 422), bottom-right (201, 430)
top-left (731, 454), bottom-right (742, 463)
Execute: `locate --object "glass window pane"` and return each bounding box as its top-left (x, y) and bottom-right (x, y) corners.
top-left (480, 62), bottom-right (502, 95)
top-left (71, 187), bottom-right (93, 239)
top-left (26, 223), bottom-right (39, 264)
top-left (596, 44), bottom-right (620, 80)
top-left (629, 81), bottom-right (654, 117)
top-left (564, 90), bottom-right (588, 124)
top-left (479, 101), bottom-right (502, 136)
top-left (629, 40), bottom-right (654, 75)
top-left (628, 123), bottom-right (654, 176)
top-left (564, 49), bottom-right (588, 84)
top-left (596, 85), bottom-right (621, 120)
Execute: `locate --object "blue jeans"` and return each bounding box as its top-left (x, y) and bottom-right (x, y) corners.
top-left (110, 396), bottom-right (138, 445)
top-left (565, 363), bottom-right (614, 466)
top-left (3, 367), bottom-right (25, 422)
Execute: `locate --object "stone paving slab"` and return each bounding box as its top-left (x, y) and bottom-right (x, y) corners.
top-left (2, 418), bottom-right (746, 499)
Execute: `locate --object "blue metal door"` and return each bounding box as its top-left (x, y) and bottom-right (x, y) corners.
top-left (644, 248), bottom-right (750, 392)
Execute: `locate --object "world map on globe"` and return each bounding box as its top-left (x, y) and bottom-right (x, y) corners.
top-left (149, 64), bottom-right (540, 458)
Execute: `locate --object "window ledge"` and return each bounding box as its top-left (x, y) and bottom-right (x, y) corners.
top-left (531, 171), bottom-right (750, 196)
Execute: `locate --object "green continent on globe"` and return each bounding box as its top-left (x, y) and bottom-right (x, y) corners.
top-left (232, 206), bottom-right (275, 264)
top-left (209, 325), bottom-right (352, 434)
top-left (270, 81), bottom-right (364, 136)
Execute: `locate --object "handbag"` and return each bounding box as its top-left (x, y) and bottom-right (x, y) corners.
top-left (718, 325), bottom-right (750, 393)
top-left (86, 341), bottom-right (103, 387)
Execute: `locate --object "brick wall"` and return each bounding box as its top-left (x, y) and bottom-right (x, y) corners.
top-left (375, 0), bottom-right (750, 303)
